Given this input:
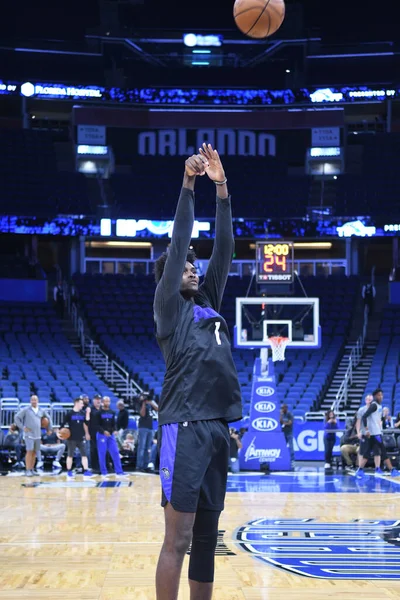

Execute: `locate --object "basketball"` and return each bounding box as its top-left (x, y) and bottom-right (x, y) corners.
top-left (58, 427), bottom-right (71, 440)
top-left (233, 0), bottom-right (285, 39)
top-left (41, 416), bottom-right (50, 429)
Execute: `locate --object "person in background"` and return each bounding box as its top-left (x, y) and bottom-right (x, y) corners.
top-left (63, 397), bottom-right (92, 478)
top-left (116, 400), bottom-right (129, 434)
top-left (36, 428), bottom-right (66, 473)
top-left (123, 433), bottom-right (135, 452)
top-left (361, 283), bottom-right (376, 316)
top-left (229, 428), bottom-right (242, 473)
top-left (80, 395), bottom-right (91, 464)
top-left (149, 430), bottom-right (158, 471)
top-left (88, 394), bottom-right (102, 473)
top-left (96, 396), bottom-right (126, 477)
top-left (238, 427), bottom-right (248, 439)
top-left (137, 393), bottom-right (158, 472)
top-left (340, 416), bottom-right (359, 472)
top-left (280, 404), bottom-right (295, 469)
top-left (324, 410), bottom-right (337, 469)
top-left (3, 424), bottom-right (24, 468)
top-left (15, 395), bottom-right (52, 477)
top-left (53, 281), bottom-right (65, 319)
top-left (382, 407), bottom-right (392, 429)
top-left (356, 389), bottom-right (399, 478)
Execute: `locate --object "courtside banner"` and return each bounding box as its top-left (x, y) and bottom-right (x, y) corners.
top-left (293, 422), bottom-right (344, 461)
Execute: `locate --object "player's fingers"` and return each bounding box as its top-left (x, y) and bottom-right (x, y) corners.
top-left (194, 154), bottom-right (208, 170)
top-left (207, 143), bottom-right (217, 158)
top-left (199, 146), bottom-right (211, 161)
top-left (199, 149), bottom-right (212, 168)
top-left (197, 153), bottom-right (209, 167)
top-left (189, 155), bottom-right (206, 174)
top-left (187, 156), bottom-right (200, 170)
top-left (190, 157), bottom-right (203, 173)
top-left (201, 142), bottom-right (213, 159)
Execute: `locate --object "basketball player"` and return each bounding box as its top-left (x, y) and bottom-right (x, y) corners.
top-left (153, 144), bottom-right (242, 600)
top-left (96, 396), bottom-right (126, 477)
top-left (63, 397), bottom-right (92, 478)
top-left (356, 389), bottom-right (399, 478)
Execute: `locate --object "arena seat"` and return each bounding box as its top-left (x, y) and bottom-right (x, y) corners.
top-left (0, 130), bottom-right (91, 216)
top-left (0, 302), bottom-right (118, 406)
top-left (74, 273), bottom-right (357, 415)
top-left (362, 305), bottom-right (400, 415)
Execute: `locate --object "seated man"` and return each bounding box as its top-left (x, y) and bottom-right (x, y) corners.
top-left (3, 424), bottom-right (25, 468)
top-left (340, 417), bottom-right (359, 471)
top-left (36, 428), bottom-right (66, 472)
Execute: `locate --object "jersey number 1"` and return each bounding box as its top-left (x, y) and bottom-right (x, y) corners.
top-left (214, 322), bottom-right (222, 345)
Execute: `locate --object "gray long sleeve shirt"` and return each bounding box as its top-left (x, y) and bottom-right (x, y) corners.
top-left (154, 187), bottom-right (242, 425)
top-left (15, 406), bottom-right (52, 440)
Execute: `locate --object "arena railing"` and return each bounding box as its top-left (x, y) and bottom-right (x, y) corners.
top-left (51, 403), bottom-right (73, 427)
top-left (84, 258), bottom-right (348, 278)
top-left (70, 300), bottom-right (143, 401)
top-left (0, 399), bottom-right (20, 428)
top-left (305, 411), bottom-right (347, 422)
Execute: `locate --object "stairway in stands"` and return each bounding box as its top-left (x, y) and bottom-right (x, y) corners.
top-left (320, 344), bottom-right (376, 415)
top-left (60, 316), bottom-right (122, 401)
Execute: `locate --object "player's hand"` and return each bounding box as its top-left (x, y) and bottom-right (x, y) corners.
top-left (357, 433), bottom-right (362, 440)
top-left (24, 427), bottom-right (31, 433)
top-left (185, 154), bottom-right (208, 177)
top-left (104, 431), bottom-right (111, 437)
top-left (85, 434), bottom-right (90, 441)
top-left (365, 431), bottom-right (371, 438)
top-left (199, 143), bottom-right (225, 182)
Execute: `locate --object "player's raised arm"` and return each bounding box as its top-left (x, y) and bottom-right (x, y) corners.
top-left (198, 143), bottom-right (234, 312)
top-left (154, 154), bottom-right (207, 337)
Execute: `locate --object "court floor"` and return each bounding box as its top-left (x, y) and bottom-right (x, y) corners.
top-left (1, 468), bottom-right (400, 599)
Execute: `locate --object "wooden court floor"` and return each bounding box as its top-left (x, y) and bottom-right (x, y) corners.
top-left (1, 470), bottom-right (400, 599)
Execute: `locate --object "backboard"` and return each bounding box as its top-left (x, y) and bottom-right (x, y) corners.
top-left (234, 297), bottom-right (321, 349)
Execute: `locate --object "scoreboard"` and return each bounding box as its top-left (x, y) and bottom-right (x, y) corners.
top-left (256, 241), bottom-right (294, 284)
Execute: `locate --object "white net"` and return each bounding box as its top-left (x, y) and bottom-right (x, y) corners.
top-left (267, 336), bottom-right (290, 362)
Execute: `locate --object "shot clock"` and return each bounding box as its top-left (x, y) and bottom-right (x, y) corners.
top-left (255, 241), bottom-right (294, 284)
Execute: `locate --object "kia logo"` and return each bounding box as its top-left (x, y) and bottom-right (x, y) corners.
top-left (254, 401), bottom-right (276, 413)
top-left (256, 386), bottom-right (274, 397)
top-left (252, 417), bottom-right (278, 432)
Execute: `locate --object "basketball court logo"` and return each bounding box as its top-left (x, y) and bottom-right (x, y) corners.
top-left (161, 467), bottom-right (170, 480)
top-left (235, 518), bottom-right (400, 579)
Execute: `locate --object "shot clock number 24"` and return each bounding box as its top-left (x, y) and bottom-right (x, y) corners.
top-left (256, 241), bottom-right (294, 284)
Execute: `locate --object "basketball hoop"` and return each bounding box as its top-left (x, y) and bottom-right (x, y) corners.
top-left (267, 336), bottom-right (289, 362)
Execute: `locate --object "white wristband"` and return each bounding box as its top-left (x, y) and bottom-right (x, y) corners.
top-left (214, 178), bottom-right (227, 186)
